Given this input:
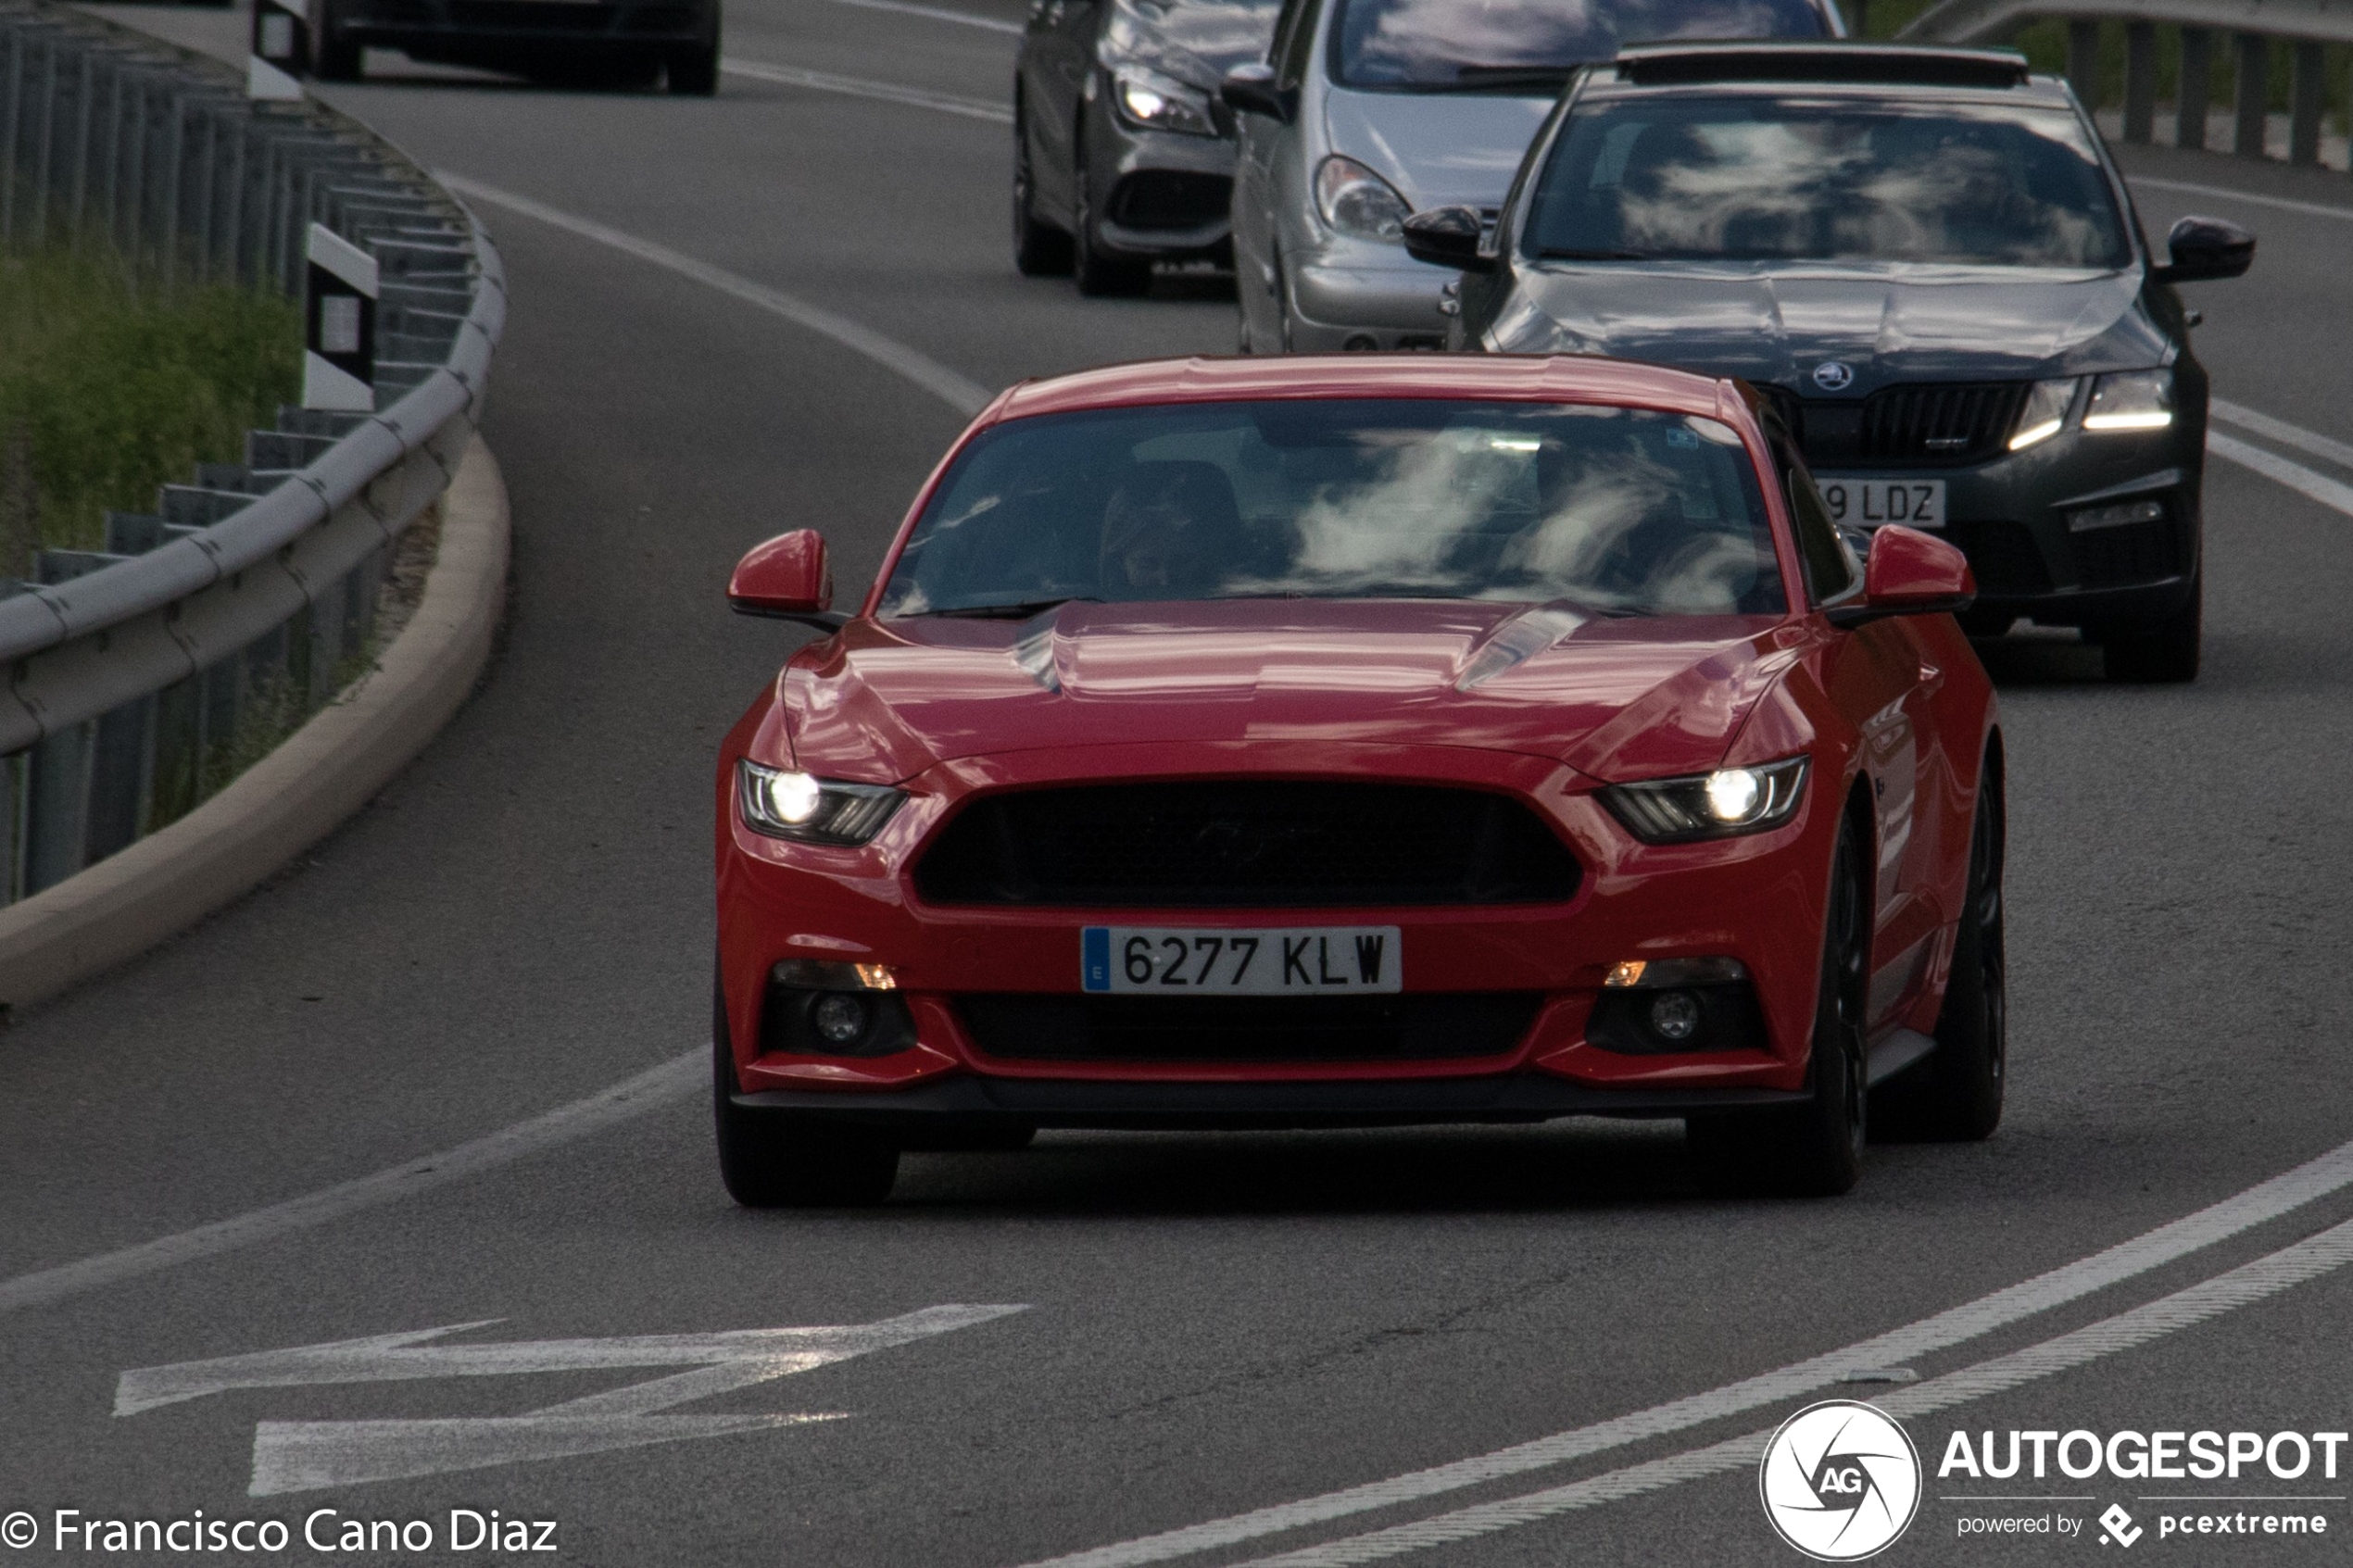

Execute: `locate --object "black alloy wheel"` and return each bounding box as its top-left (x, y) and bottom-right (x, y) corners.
top-left (711, 970), bottom-right (898, 1207)
top-left (1071, 138), bottom-right (1151, 297)
top-left (1690, 816), bottom-right (1869, 1197)
top-left (2101, 567), bottom-right (2202, 683)
top-left (1876, 763), bottom-right (2006, 1140)
top-left (1013, 102), bottom-right (1074, 276)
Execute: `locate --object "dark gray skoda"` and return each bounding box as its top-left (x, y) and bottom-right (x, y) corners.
top-left (1404, 44), bottom-right (2253, 681)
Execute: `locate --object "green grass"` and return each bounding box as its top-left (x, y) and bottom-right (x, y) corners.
top-left (0, 246), bottom-right (300, 571)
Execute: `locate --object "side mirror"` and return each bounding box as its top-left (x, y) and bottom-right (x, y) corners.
top-left (1401, 205), bottom-right (1499, 273)
top-left (2151, 215), bottom-right (2254, 285)
top-left (1221, 62), bottom-right (1295, 123)
top-left (728, 530), bottom-right (848, 631)
top-left (1825, 525), bottom-right (1975, 629)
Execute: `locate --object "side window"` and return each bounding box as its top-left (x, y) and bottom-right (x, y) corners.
top-left (1276, 0), bottom-right (1319, 88)
top-left (1773, 437), bottom-right (1860, 604)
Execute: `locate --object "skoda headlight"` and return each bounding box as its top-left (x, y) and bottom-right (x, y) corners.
top-left (1601, 758), bottom-right (1809, 845)
top-left (1315, 156), bottom-right (1411, 243)
top-left (737, 759), bottom-right (904, 846)
top-left (2083, 369), bottom-right (2174, 433)
top-left (1112, 68), bottom-right (1216, 137)
top-left (2007, 377), bottom-right (2081, 451)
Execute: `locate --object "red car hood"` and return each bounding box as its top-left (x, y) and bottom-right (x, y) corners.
top-left (781, 600), bottom-right (1803, 784)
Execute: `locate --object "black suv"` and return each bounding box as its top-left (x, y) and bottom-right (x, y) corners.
top-left (1404, 44), bottom-right (2253, 681)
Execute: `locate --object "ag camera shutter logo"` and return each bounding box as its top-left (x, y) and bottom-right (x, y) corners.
top-left (1758, 1399), bottom-right (1922, 1561)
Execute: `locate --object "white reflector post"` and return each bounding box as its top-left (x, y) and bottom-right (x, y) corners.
top-left (303, 222), bottom-right (381, 412)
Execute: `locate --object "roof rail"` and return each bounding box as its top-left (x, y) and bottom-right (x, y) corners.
top-left (1613, 42), bottom-right (2032, 90)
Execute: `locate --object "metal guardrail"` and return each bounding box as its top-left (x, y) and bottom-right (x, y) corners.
top-left (0, 1), bottom-right (501, 903)
top-left (1905, 0), bottom-right (2353, 166)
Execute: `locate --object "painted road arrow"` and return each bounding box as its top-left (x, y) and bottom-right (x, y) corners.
top-left (114, 1304), bottom-right (1026, 1495)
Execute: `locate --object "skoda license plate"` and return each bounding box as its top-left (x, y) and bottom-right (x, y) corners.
top-left (1818, 477), bottom-right (1945, 529)
top-left (1083, 926), bottom-right (1402, 995)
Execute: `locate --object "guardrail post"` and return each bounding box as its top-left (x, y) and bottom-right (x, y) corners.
top-left (24, 721), bottom-right (94, 896)
top-left (68, 49), bottom-right (89, 246)
top-left (2232, 32), bottom-right (2268, 158)
top-left (2176, 27), bottom-right (2212, 151)
top-left (2, 31), bottom-right (20, 246)
top-left (2286, 41), bottom-right (2324, 166)
top-left (2121, 22), bottom-right (2156, 143)
top-left (32, 33), bottom-right (55, 246)
top-left (2065, 19), bottom-right (2100, 109)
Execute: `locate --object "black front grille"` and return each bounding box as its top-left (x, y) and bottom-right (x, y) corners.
top-left (1778, 383), bottom-right (2030, 469)
top-left (957, 993), bottom-right (1542, 1062)
top-left (448, 1), bottom-right (607, 26)
top-left (915, 782), bottom-right (1580, 908)
top-left (1943, 520), bottom-right (2053, 596)
top-left (1107, 172), bottom-right (1230, 232)
top-left (2070, 521), bottom-right (2177, 589)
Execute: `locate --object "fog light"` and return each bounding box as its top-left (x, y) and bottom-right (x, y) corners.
top-left (1648, 990), bottom-right (1700, 1043)
top-left (812, 993), bottom-right (869, 1046)
top-left (1343, 333), bottom-right (1379, 351)
top-left (2067, 498), bottom-right (2165, 533)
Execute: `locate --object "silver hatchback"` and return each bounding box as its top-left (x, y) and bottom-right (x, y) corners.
top-left (1223, 0), bottom-right (1843, 352)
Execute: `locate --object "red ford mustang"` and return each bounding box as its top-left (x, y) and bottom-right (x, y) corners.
top-left (713, 355), bottom-right (2003, 1204)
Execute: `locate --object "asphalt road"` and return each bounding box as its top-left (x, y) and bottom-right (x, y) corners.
top-left (5, 6), bottom-right (2353, 1564)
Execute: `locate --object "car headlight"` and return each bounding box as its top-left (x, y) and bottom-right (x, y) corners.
top-left (1315, 156), bottom-right (1411, 243)
top-left (736, 759), bottom-right (905, 845)
top-left (2082, 369), bottom-right (2174, 433)
top-left (2007, 377), bottom-right (2082, 451)
top-left (1600, 758), bottom-right (1809, 845)
top-left (1111, 68), bottom-right (1216, 137)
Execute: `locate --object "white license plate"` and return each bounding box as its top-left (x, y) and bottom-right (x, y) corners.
top-left (1818, 477), bottom-right (1945, 529)
top-left (1082, 926), bottom-right (1402, 995)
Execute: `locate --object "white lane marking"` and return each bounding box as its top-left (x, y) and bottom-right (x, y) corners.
top-left (2209, 432), bottom-right (2353, 518)
top-left (2127, 175), bottom-right (2353, 224)
top-left (435, 173), bottom-right (992, 416)
top-left (113, 1304), bottom-right (1024, 1495)
top-left (0, 1050), bottom-right (702, 1318)
top-left (720, 56), bottom-right (1013, 123)
top-left (826, 0), bottom-right (1025, 33)
top-left (2212, 400), bottom-right (2353, 475)
top-left (1013, 1136), bottom-right (2353, 1568)
top-left (1235, 1213), bottom-right (2353, 1566)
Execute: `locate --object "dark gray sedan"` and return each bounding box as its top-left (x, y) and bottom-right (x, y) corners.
top-left (1407, 44), bottom-right (2252, 681)
top-left (1015, 0), bottom-right (1279, 295)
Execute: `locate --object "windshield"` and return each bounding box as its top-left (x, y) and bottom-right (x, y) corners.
top-left (1329, 0), bottom-right (1827, 90)
top-left (1524, 95), bottom-right (2131, 267)
top-left (878, 399), bottom-right (1785, 620)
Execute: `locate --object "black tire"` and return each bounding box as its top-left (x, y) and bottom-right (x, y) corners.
top-left (1012, 103), bottom-right (1073, 276)
top-left (312, 20), bottom-right (362, 81)
top-left (1072, 152), bottom-right (1151, 297)
top-left (1876, 764), bottom-right (2006, 1140)
top-left (1689, 816), bottom-right (1869, 1198)
top-left (712, 975), bottom-right (898, 1207)
top-left (667, 40), bottom-right (719, 95)
top-left (2101, 570), bottom-right (2200, 683)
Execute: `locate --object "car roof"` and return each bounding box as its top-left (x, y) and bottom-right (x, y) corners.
top-left (1591, 42), bottom-right (2070, 107)
top-left (988, 355), bottom-right (1743, 425)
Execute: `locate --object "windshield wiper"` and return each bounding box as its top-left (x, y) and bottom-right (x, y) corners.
top-left (922, 596), bottom-right (1097, 621)
top-left (1419, 64), bottom-right (1581, 94)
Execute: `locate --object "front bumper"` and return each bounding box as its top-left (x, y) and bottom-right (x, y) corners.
top-left (1288, 242), bottom-right (1452, 351)
top-left (337, 0), bottom-right (713, 57)
top-left (1815, 423), bottom-right (2201, 630)
top-left (716, 741), bottom-right (1862, 1111)
top-left (1086, 99), bottom-right (1237, 262)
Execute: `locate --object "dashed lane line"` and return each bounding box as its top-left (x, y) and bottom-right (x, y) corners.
top-left (2127, 175), bottom-right (2353, 225)
top-left (0, 1051), bottom-right (702, 1316)
top-left (824, 0), bottom-right (1025, 33)
top-left (1014, 1138), bottom-right (2353, 1568)
top-left (1236, 1211), bottom-right (2353, 1566)
top-left (434, 173), bottom-right (993, 416)
top-left (2212, 400), bottom-right (2353, 476)
top-left (2210, 432), bottom-right (2353, 518)
top-left (719, 57), bottom-right (1013, 124)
